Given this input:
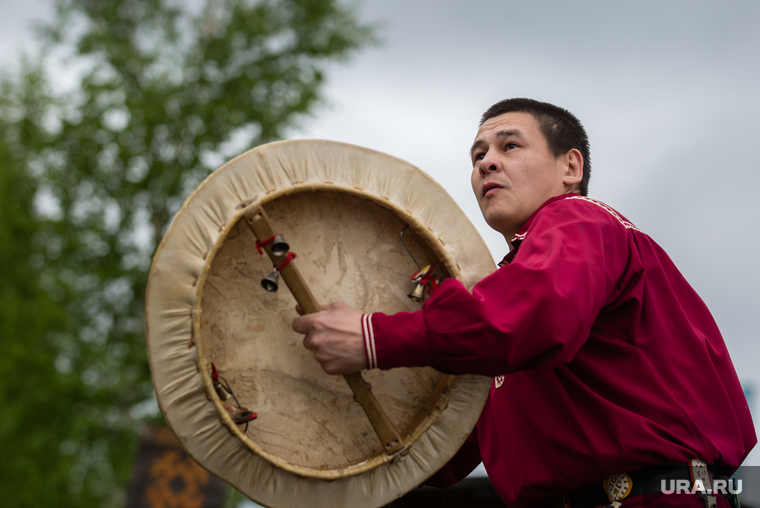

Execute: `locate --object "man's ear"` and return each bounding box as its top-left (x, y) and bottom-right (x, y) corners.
top-left (562, 148), bottom-right (583, 189)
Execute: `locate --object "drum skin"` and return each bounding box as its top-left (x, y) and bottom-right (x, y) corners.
top-left (146, 140), bottom-right (495, 508)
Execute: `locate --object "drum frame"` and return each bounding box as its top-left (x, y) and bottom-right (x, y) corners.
top-left (146, 140), bottom-right (494, 508)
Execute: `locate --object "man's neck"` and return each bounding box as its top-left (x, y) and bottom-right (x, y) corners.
top-left (501, 191), bottom-right (584, 252)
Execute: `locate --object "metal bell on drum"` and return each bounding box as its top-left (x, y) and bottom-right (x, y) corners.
top-left (214, 382), bottom-right (232, 401)
top-left (408, 282), bottom-right (425, 302)
top-left (261, 270), bottom-right (279, 292)
top-left (270, 234), bottom-right (290, 257)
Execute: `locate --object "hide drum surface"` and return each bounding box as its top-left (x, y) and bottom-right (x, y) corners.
top-left (146, 140), bottom-right (495, 508)
top-left (199, 190), bottom-right (450, 472)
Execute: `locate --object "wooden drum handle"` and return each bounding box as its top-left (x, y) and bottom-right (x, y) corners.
top-left (243, 205), bottom-right (406, 456)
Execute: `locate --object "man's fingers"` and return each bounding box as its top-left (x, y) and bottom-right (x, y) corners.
top-left (292, 302), bottom-right (348, 334)
top-left (289, 301), bottom-right (366, 375)
top-left (302, 333), bottom-right (317, 352)
top-left (294, 302), bottom-right (346, 320)
top-left (292, 314), bottom-right (313, 335)
top-left (322, 301), bottom-right (348, 311)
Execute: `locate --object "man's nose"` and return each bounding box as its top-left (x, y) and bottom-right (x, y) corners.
top-left (479, 151), bottom-right (501, 175)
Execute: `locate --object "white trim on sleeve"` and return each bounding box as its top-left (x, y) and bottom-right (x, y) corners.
top-left (362, 313), bottom-right (378, 369)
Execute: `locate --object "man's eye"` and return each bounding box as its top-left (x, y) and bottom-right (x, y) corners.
top-left (505, 142), bottom-right (518, 150)
top-left (474, 153), bottom-right (485, 162)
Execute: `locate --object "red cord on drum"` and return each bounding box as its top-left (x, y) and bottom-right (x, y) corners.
top-left (211, 362), bottom-right (258, 430)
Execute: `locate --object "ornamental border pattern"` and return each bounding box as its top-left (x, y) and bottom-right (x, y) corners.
top-left (566, 196), bottom-right (641, 232)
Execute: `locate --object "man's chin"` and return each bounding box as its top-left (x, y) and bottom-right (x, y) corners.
top-left (483, 215), bottom-right (515, 237)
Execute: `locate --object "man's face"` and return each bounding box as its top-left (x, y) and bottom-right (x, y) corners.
top-left (470, 112), bottom-right (573, 240)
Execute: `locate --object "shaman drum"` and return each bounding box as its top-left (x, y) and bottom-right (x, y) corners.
top-left (146, 140), bottom-right (495, 508)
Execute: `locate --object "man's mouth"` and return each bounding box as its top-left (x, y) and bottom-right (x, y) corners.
top-left (481, 181), bottom-right (502, 197)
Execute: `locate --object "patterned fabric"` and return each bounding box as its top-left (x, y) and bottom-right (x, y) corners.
top-left (604, 473), bottom-right (633, 502)
top-left (689, 458), bottom-right (714, 493)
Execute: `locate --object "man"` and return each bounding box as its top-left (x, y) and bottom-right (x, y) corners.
top-left (292, 98), bottom-right (756, 508)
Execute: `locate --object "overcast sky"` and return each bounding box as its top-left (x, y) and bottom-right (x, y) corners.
top-left (2, 0), bottom-right (759, 469)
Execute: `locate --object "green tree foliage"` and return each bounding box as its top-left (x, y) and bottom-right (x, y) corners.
top-left (0, 67), bottom-right (89, 507)
top-left (0, 0), bottom-right (373, 505)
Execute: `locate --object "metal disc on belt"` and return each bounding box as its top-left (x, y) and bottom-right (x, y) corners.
top-left (146, 140), bottom-right (494, 508)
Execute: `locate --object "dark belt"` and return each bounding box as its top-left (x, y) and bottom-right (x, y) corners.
top-left (554, 464), bottom-right (739, 508)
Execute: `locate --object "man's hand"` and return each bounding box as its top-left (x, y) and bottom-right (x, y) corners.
top-left (292, 301), bottom-right (368, 375)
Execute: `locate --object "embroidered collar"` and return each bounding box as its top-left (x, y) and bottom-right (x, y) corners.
top-left (497, 193), bottom-right (580, 267)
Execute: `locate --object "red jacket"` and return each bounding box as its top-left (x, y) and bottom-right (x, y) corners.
top-left (365, 194), bottom-right (755, 507)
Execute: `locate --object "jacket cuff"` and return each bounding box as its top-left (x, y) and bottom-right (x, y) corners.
top-left (366, 310), bottom-right (429, 370)
top-left (361, 314), bottom-right (377, 369)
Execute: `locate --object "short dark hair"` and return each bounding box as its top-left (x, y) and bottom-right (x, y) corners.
top-left (480, 98), bottom-right (591, 196)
